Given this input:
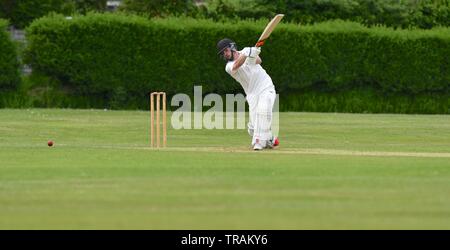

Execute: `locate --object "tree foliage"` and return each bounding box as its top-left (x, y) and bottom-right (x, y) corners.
top-left (254, 0), bottom-right (449, 29)
top-left (0, 0), bottom-right (107, 29)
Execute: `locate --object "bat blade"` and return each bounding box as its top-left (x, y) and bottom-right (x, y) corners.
top-left (255, 14), bottom-right (284, 47)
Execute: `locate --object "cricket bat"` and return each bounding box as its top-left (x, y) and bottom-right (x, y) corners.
top-left (255, 14), bottom-right (285, 47)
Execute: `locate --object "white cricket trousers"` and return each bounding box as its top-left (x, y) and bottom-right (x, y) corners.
top-left (247, 86), bottom-right (276, 146)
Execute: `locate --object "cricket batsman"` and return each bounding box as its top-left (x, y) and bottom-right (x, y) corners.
top-left (217, 38), bottom-right (279, 150)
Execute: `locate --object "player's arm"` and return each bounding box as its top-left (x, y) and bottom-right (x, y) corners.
top-left (247, 55), bottom-right (262, 65)
top-left (232, 47), bottom-right (261, 72)
top-left (256, 55), bottom-right (262, 64)
top-left (231, 52), bottom-right (247, 73)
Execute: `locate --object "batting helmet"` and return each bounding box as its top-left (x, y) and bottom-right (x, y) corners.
top-left (217, 38), bottom-right (237, 56)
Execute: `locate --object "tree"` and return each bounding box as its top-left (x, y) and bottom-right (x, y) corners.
top-left (72, 0), bottom-right (107, 14)
top-left (120, 0), bottom-right (199, 17)
top-left (254, 0), bottom-right (449, 29)
top-left (0, 0), bottom-right (107, 29)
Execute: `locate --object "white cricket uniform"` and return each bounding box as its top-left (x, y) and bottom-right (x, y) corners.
top-left (225, 54), bottom-right (276, 146)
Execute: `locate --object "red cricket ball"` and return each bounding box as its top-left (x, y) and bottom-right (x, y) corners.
top-left (48, 140), bottom-right (54, 147)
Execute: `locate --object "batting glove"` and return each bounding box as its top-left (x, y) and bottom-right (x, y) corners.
top-left (251, 47), bottom-right (261, 57)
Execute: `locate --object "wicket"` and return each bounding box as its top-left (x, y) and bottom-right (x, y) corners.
top-left (150, 92), bottom-right (167, 148)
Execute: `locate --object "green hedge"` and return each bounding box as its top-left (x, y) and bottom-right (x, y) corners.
top-left (283, 90), bottom-right (449, 114)
top-left (0, 19), bottom-right (20, 90)
top-left (24, 13), bottom-right (449, 112)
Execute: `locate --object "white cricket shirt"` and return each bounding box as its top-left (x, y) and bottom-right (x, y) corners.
top-left (225, 53), bottom-right (274, 98)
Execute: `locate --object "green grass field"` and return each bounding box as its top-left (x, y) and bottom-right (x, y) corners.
top-left (0, 109), bottom-right (449, 229)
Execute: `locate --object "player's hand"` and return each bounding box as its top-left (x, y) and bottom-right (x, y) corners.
top-left (252, 47), bottom-right (261, 57)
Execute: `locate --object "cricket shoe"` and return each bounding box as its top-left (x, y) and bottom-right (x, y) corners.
top-left (253, 139), bottom-right (264, 151)
top-left (253, 143), bottom-right (264, 150)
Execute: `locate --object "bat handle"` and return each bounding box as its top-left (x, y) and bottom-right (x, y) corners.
top-left (255, 40), bottom-right (265, 47)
